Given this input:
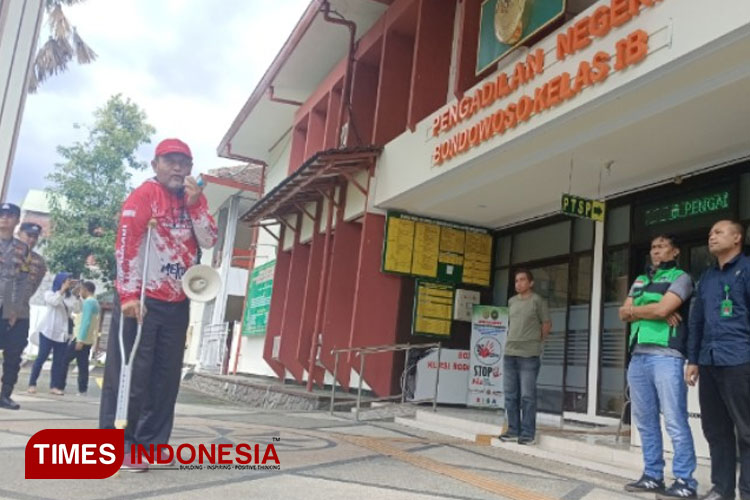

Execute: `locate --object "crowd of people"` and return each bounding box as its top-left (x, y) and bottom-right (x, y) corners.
top-left (500, 219), bottom-right (749, 500)
top-left (2, 135), bottom-right (749, 497)
top-left (0, 204), bottom-right (101, 408)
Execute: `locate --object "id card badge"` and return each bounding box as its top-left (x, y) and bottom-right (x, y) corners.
top-left (721, 299), bottom-right (733, 318)
top-left (721, 284), bottom-right (733, 318)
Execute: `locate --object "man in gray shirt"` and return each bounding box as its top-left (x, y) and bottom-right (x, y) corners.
top-left (499, 269), bottom-right (550, 445)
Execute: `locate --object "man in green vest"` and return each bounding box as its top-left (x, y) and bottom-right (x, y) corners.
top-left (619, 234), bottom-right (697, 499)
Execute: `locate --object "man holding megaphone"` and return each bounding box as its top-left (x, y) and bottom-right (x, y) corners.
top-left (99, 138), bottom-right (218, 472)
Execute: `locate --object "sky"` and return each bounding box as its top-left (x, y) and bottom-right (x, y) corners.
top-left (8, 0), bottom-right (310, 205)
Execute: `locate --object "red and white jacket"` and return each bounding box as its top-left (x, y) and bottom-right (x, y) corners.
top-left (115, 178), bottom-right (218, 304)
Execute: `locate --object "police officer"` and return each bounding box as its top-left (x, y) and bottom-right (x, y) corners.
top-left (0, 204), bottom-right (31, 410)
top-left (18, 221), bottom-right (47, 326)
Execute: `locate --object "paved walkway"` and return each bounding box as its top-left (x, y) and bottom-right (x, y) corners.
top-left (0, 367), bottom-right (676, 500)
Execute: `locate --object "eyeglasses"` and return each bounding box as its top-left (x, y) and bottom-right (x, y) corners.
top-left (159, 154), bottom-right (193, 170)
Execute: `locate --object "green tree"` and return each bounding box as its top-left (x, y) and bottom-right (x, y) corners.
top-left (44, 94), bottom-right (155, 284)
top-left (29, 0), bottom-right (97, 93)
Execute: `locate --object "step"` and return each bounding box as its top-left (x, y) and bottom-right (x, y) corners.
top-left (489, 437), bottom-right (640, 479)
top-left (415, 410), bottom-right (502, 437)
top-left (535, 434), bottom-right (642, 472)
top-left (395, 414), bottom-right (639, 478)
top-left (394, 416), bottom-right (479, 442)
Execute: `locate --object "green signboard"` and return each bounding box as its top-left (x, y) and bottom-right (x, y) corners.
top-left (643, 189), bottom-right (731, 227)
top-left (631, 184), bottom-right (736, 242)
top-left (241, 260), bottom-right (275, 336)
top-left (561, 194), bottom-right (605, 222)
top-left (477, 0), bottom-right (566, 74)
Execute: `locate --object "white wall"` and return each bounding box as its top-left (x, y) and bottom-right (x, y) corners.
top-left (374, 0), bottom-right (750, 214)
top-left (228, 331), bottom-right (277, 378)
top-left (344, 169), bottom-right (370, 221)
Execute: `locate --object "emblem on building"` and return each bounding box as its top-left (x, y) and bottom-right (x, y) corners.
top-left (495, 0), bottom-right (531, 44)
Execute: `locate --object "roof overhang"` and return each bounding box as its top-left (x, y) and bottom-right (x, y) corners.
top-left (202, 174), bottom-right (262, 215)
top-left (217, 0), bottom-right (388, 164)
top-left (240, 147), bottom-right (381, 225)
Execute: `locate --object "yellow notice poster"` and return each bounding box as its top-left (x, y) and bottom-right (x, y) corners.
top-left (382, 212), bottom-right (492, 287)
top-left (411, 222), bottom-right (440, 278)
top-left (383, 216), bottom-right (415, 274)
top-left (463, 232), bottom-right (492, 286)
top-left (439, 227), bottom-right (465, 266)
top-left (413, 280), bottom-right (454, 337)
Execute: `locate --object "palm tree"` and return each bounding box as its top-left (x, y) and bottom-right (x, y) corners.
top-left (28, 0), bottom-right (97, 93)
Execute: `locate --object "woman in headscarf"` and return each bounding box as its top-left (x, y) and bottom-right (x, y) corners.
top-left (27, 272), bottom-right (80, 395)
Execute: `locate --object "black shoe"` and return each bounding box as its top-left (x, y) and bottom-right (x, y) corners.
top-left (517, 436), bottom-right (535, 445)
top-left (498, 433), bottom-right (518, 442)
top-left (699, 488), bottom-right (735, 500)
top-left (0, 395), bottom-right (20, 410)
top-left (624, 474), bottom-right (665, 493)
top-left (656, 479), bottom-right (696, 499)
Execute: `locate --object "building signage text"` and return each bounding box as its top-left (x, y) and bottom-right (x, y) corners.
top-left (561, 194), bottom-right (605, 222)
top-left (644, 190), bottom-right (731, 227)
top-left (432, 0), bottom-right (665, 166)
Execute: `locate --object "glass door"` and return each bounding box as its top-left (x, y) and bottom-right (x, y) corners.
top-left (526, 262), bottom-right (568, 414)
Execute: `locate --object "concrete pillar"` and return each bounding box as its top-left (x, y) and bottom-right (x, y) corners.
top-left (0, 0), bottom-right (44, 199)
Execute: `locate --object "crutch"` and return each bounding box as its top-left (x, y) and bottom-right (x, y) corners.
top-left (115, 219), bottom-right (156, 430)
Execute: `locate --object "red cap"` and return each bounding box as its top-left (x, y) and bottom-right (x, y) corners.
top-left (155, 138), bottom-right (192, 159)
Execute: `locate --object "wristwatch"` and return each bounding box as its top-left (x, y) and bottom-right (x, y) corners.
top-left (495, 0), bottom-right (530, 45)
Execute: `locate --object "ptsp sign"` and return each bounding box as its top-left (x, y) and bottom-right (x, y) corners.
top-left (561, 194), bottom-right (605, 222)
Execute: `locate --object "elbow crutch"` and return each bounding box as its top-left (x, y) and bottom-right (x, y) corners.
top-left (115, 220), bottom-right (156, 430)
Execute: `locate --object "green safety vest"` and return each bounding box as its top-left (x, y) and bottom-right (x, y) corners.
top-left (628, 264), bottom-right (690, 354)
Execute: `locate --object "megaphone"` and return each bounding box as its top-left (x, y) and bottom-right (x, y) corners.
top-left (181, 265), bottom-right (221, 303)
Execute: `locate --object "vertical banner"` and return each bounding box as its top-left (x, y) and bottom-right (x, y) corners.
top-left (241, 260), bottom-right (275, 336)
top-left (468, 305), bottom-right (508, 408)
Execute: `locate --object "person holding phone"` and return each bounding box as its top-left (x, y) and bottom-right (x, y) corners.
top-left (28, 272), bottom-right (76, 395)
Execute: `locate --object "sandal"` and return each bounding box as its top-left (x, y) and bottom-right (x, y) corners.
top-left (27, 386), bottom-right (37, 394)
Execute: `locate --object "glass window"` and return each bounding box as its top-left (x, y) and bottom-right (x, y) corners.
top-left (741, 173), bottom-right (750, 221)
top-left (495, 235), bottom-right (511, 267)
top-left (606, 205), bottom-right (630, 246)
top-left (573, 219), bottom-right (594, 252)
top-left (564, 253), bottom-right (592, 413)
top-left (598, 247), bottom-right (629, 416)
top-left (493, 268), bottom-right (509, 306)
top-left (688, 244), bottom-right (714, 284)
top-left (511, 221), bottom-right (570, 264)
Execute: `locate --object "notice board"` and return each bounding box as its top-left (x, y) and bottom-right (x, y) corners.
top-left (413, 280), bottom-right (455, 337)
top-left (383, 212), bottom-right (492, 287)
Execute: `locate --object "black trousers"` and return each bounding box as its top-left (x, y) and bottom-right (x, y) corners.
top-left (0, 314), bottom-right (29, 397)
top-left (61, 342), bottom-right (91, 393)
top-left (699, 363), bottom-right (750, 498)
top-left (99, 295), bottom-right (189, 448)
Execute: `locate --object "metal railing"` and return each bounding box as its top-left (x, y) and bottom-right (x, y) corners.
top-left (198, 323), bottom-right (229, 374)
top-left (329, 342), bottom-right (442, 420)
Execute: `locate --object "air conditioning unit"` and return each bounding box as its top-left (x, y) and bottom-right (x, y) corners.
top-left (271, 336), bottom-right (281, 360)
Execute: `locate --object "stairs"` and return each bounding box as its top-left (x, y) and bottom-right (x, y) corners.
top-left (395, 409), bottom-right (643, 479)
